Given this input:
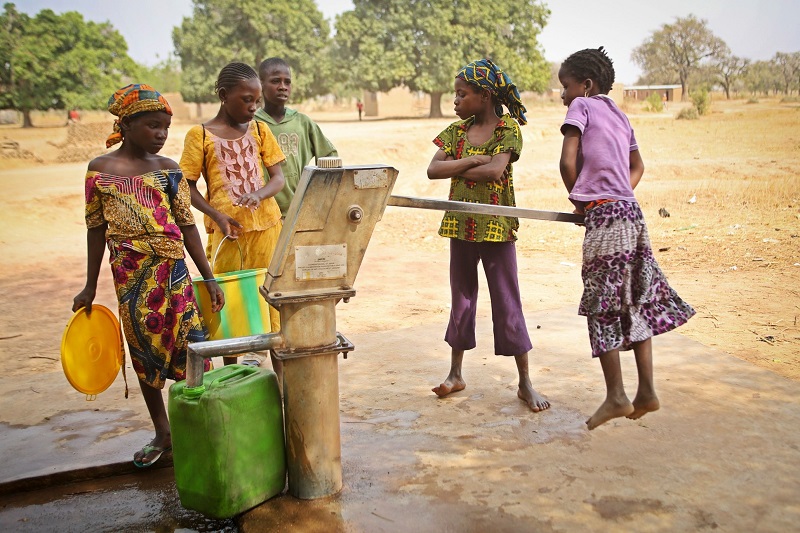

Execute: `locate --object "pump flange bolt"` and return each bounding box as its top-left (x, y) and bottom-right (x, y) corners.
top-left (347, 205), bottom-right (364, 224)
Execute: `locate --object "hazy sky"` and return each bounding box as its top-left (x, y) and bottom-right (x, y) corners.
top-left (16, 0), bottom-right (800, 84)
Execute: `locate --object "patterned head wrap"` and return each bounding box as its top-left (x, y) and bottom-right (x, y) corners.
top-left (105, 84), bottom-right (172, 148)
top-left (456, 59), bottom-right (527, 125)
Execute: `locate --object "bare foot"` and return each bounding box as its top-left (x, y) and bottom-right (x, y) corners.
top-left (627, 394), bottom-right (660, 420)
top-left (432, 378), bottom-right (466, 397)
top-left (586, 398), bottom-right (634, 430)
top-left (517, 384), bottom-right (550, 412)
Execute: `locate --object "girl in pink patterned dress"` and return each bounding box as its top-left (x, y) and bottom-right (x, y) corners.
top-left (180, 62), bottom-right (286, 371)
top-left (74, 84), bottom-right (224, 467)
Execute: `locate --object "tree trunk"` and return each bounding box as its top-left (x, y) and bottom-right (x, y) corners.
top-left (428, 92), bottom-right (443, 118)
top-left (22, 109), bottom-right (33, 128)
top-left (196, 102), bottom-right (202, 119)
top-left (681, 83), bottom-right (689, 101)
top-left (678, 70), bottom-right (689, 102)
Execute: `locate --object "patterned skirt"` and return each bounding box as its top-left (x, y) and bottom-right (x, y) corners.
top-left (580, 201), bottom-right (695, 357)
top-left (110, 245), bottom-right (209, 389)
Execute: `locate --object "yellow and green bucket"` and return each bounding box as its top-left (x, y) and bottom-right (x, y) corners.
top-left (192, 237), bottom-right (272, 340)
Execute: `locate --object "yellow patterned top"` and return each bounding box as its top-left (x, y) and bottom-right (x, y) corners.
top-left (180, 121), bottom-right (285, 234)
top-left (433, 114), bottom-right (522, 242)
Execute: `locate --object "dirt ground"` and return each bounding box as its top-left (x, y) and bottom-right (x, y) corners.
top-left (0, 97), bottom-right (798, 389)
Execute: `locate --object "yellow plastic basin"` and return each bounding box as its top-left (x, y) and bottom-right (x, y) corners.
top-left (60, 305), bottom-right (123, 398)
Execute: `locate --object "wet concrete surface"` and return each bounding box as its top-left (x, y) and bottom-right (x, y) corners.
top-left (0, 467), bottom-right (236, 532)
top-left (2, 307), bottom-right (799, 531)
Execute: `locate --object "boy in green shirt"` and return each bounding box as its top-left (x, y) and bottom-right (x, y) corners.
top-left (256, 57), bottom-right (338, 215)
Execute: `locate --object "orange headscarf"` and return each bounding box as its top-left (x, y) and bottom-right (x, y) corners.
top-left (105, 84), bottom-right (173, 148)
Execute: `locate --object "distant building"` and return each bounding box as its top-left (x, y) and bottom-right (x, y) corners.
top-left (623, 85), bottom-right (682, 102)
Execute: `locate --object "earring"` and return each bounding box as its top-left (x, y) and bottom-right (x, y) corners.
top-left (584, 89), bottom-right (590, 98)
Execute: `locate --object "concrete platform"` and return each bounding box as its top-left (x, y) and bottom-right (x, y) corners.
top-left (1, 307), bottom-right (799, 531)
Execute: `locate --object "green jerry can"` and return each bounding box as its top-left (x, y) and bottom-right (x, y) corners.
top-left (168, 364), bottom-right (286, 518)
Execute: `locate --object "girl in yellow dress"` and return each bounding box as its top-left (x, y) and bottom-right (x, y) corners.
top-left (180, 62), bottom-right (286, 371)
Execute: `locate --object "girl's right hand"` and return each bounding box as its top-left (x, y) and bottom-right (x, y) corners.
top-left (573, 207), bottom-right (586, 227)
top-left (204, 281), bottom-right (225, 312)
top-left (215, 215), bottom-right (243, 239)
top-left (72, 287), bottom-right (96, 314)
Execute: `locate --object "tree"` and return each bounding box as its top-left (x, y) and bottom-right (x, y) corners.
top-left (773, 51), bottom-right (800, 95)
top-left (333, 0), bottom-right (551, 118)
top-left (0, 3), bottom-right (25, 111)
top-left (173, 0), bottom-right (333, 111)
top-left (139, 56), bottom-right (182, 94)
top-left (0, 3), bottom-right (137, 127)
top-left (743, 60), bottom-right (781, 96)
top-left (712, 50), bottom-right (749, 99)
top-left (632, 15), bottom-right (726, 101)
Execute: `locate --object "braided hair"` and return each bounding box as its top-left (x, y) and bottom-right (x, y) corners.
top-left (560, 47), bottom-right (615, 94)
top-left (215, 62), bottom-right (259, 95)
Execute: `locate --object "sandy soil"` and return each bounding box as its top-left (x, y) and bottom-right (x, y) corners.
top-left (0, 97), bottom-right (798, 384)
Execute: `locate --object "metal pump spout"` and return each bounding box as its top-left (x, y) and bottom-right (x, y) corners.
top-left (185, 332), bottom-right (284, 388)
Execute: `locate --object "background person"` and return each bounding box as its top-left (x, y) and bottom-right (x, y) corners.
top-left (255, 57), bottom-right (338, 217)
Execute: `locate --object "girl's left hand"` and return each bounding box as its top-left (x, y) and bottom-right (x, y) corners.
top-left (235, 192), bottom-right (261, 211)
top-left (72, 287), bottom-right (96, 314)
top-left (205, 281), bottom-right (225, 312)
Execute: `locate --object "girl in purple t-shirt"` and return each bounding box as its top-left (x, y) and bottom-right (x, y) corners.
top-left (558, 47), bottom-right (695, 430)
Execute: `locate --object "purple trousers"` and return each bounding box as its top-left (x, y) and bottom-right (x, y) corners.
top-left (445, 239), bottom-right (532, 356)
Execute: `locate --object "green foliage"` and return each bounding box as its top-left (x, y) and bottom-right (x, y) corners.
top-left (173, 0), bottom-right (333, 104)
top-left (690, 88), bottom-right (711, 115)
top-left (712, 51), bottom-right (749, 99)
top-left (0, 3), bottom-right (138, 125)
top-left (676, 107), bottom-right (699, 120)
top-left (632, 15), bottom-right (727, 99)
top-left (138, 57), bottom-right (182, 93)
top-left (743, 60), bottom-right (782, 95)
top-left (773, 51), bottom-right (800, 95)
top-left (333, 0), bottom-right (551, 117)
top-left (643, 92), bottom-right (663, 112)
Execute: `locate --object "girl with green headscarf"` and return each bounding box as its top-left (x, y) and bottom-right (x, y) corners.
top-left (426, 60), bottom-right (550, 413)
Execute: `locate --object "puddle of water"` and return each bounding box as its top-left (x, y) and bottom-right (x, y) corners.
top-left (0, 467), bottom-right (237, 532)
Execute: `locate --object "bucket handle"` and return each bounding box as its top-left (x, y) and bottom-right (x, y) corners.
top-left (211, 234), bottom-right (244, 273)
